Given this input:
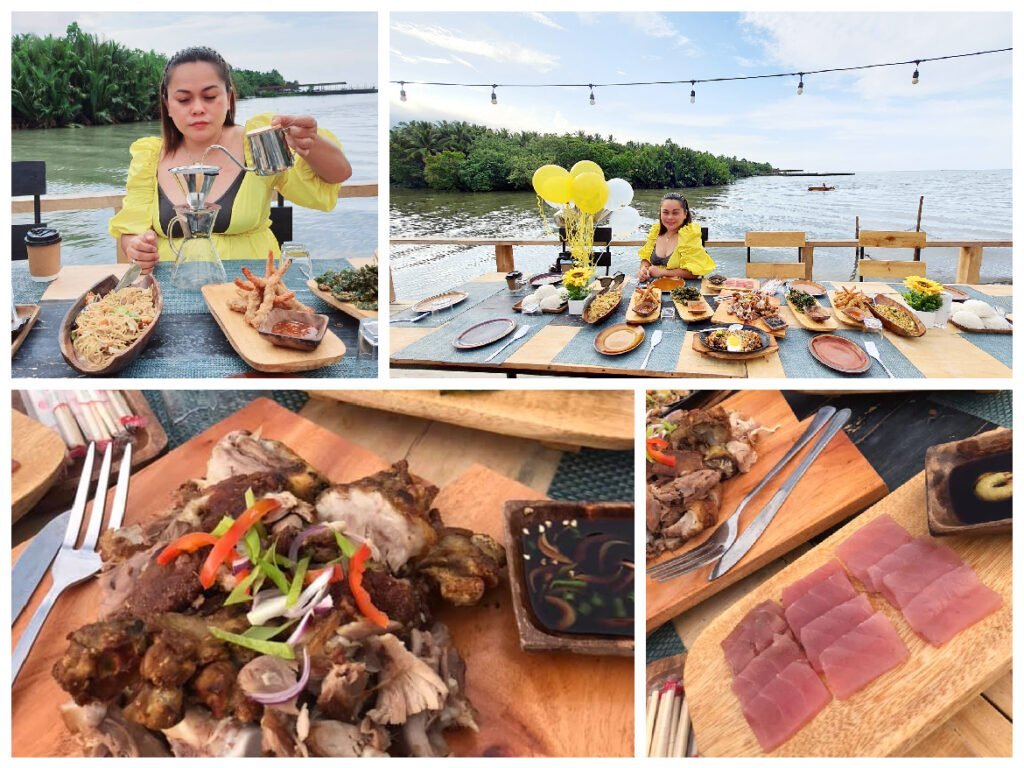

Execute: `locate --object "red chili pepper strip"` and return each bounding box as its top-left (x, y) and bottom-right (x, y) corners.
top-left (646, 437), bottom-right (676, 467)
top-left (305, 563), bottom-right (345, 585)
top-left (198, 498), bottom-right (281, 589)
top-left (156, 532), bottom-right (220, 566)
top-left (348, 543), bottom-right (389, 627)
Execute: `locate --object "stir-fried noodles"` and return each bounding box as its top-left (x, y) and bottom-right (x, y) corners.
top-left (72, 286), bottom-right (157, 366)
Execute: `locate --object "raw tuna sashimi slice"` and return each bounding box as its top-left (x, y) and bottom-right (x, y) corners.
top-left (835, 514), bottom-right (914, 589)
top-left (781, 560), bottom-right (844, 610)
top-left (731, 633), bottom-right (806, 704)
top-left (797, 593), bottom-right (875, 672)
top-left (901, 564), bottom-right (1003, 646)
top-left (783, 569), bottom-right (858, 637)
top-left (739, 659), bottom-right (832, 752)
top-left (818, 612), bottom-right (909, 699)
top-left (722, 601), bottom-right (793, 675)
top-left (869, 539), bottom-right (964, 608)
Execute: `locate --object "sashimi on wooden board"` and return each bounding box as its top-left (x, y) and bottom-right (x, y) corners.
top-left (12, 398), bottom-right (633, 758)
top-left (646, 390), bottom-right (887, 633)
top-left (684, 471), bottom-right (1011, 756)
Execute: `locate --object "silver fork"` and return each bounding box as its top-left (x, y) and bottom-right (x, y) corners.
top-left (864, 340), bottom-right (894, 378)
top-left (648, 406), bottom-right (836, 582)
top-left (12, 441), bottom-right (132, 683)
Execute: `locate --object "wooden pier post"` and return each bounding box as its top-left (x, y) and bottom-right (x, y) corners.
top-left (495, 244), bottom-right (515, 272)
top-left (956, 246), bottom-right (983, 284)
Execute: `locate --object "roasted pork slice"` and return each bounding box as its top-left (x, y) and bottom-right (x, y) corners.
top-left (780, 560), bottom-right (845, 610)
top-left (834, 514), bottom-right (914, 589)
top-left (730, 633), bottom-right (806, 703)
top-left (316, 461), bottom-right (439, 572)
top-left (783, 569), bottom-right (858, 637)
top-left (901, 565), bottom-right (1003, 646)
top-left (738, 658), bottom-right (831, 753)
top-left (797, 593), bottom-right (875, 673)
top-left (721, 601), bottom-right (794, 676)
top-left (414, 527), bottom-right (505, 607)
top-left (206, 430), bottom-right (329, 502)
top-left (818, 612), bottom-right (909, 699)
top-left (867, 539), bottom-right (963, 609)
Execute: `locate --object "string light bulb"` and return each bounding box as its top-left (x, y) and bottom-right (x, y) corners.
top-left (912, 61), bottom-right (920, 85)
top-left (490, 85), bottom-right (497, 105)
top-left (589, 84), bottom-right (595, 106)
top-left (690, 81), bottom-right (696, 104)
top-left (399, 81), bottom-right (407, 102)
top-left (797, 73), bottom-right (804, 95)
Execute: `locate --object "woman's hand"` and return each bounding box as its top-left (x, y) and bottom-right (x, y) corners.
top-left (123, 230), bottom-right (159, 274)
top-left (638, 264), bottom-right (651, 282)
top-left (648, 265), bottom-right (665, 279)
top-left (273, 114), bottom-right (319, 158)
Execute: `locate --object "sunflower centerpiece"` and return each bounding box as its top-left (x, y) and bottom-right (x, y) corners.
top-left (563, 266), bottom-right (596, 315)
top-left (901, 275), bottom-right (948, 327)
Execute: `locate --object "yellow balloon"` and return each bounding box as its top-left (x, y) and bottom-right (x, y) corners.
top-left (532, 164), bottom-right (571, 204)
top-left (571, 172), bottom-right (609, 214)
top-left (570, 160), bottom-right (604, 180)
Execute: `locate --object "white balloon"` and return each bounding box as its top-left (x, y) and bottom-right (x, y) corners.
top-left (605, 178), bottom-right (634, 209)
top-left (609, 206), bottom-right (642, 236)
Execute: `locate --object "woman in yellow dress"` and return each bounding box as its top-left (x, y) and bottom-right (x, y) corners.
top-left (637, 193), bottom-right (715, 281)
top-left (110, 46), bottom-right (352, 272)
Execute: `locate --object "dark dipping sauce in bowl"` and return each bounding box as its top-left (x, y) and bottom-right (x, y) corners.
top-left (271, 319), bottom-right (319, 340)
top-left (520, 517), bottom-right (634, 637)
top-left (948, 451), bottom-right (1012, 523)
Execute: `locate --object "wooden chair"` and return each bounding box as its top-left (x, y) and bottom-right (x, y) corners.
top-left (12, 160), bottom-right (47, 261)
top-left (857, 230), bottom-right (927, 281)
top-left (556, 226), bottom-right (612, 275)
top-left (744, 231), bottom-right (809, 279)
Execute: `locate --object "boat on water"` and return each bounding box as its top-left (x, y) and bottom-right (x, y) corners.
top-left (807, 183), bottom-right (836, 191)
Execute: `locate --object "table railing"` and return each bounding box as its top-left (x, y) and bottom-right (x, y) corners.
top-left (389, 236), bottom-right (1012, 294)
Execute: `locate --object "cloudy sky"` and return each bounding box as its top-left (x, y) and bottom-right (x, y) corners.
top-left (390, 11), bottom-right (1012, 172)
top-left (12, 12), bottom-right (377, 87)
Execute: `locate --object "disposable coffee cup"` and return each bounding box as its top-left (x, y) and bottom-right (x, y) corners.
top-left (26, 226), bottom-right (62, 282)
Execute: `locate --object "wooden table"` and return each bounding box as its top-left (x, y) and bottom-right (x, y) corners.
top-left (11, 259), bottom-right (376, 379)
top-left (391, 275), bottom-right (1011, 378)
top-left (651, 391), bottom-right (1012, 756)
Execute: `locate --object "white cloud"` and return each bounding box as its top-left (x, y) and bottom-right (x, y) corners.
top-left (623, 12), bottom-right (697, 54)
top-left (391, 21), bottom-right (559, 72)
top-left (451, 55), bottom-right (474, 70)
top-left (391, 49), bottom-right (454, 66)
top-left (526, 12), bottom-right (563, 31)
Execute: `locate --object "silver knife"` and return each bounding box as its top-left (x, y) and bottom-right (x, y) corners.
top-left (113, 261), bottom-right (142, 291)
top-left (708, 408), bottom-right (853, 580)
top-left (11, 509), bottom-right (70, 624)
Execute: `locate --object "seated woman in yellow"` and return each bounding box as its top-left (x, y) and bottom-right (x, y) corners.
top-left (110, 46), bottom-right (351, 271)
top-left (637, 193), bottom-right (715, 280)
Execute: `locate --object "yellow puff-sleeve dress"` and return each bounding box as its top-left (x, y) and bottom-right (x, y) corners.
top-left (637, 220), bottom-right (715, 276)
top-left (109, 113), bottom-right (343, 261)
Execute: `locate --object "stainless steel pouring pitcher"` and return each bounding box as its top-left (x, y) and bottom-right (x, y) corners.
top-left (206, 125), bottom-right (294, 176)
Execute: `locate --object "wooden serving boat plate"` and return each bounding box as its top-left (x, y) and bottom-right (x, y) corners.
top-left (12, 304), bottom-right (40, 357)
top-left (684, 471), bottom-right (1011, 756)
top-left (948, 317), bottom-right (1012, 334)
top-left (305, 279), bottom-right (377, 320)
top-left (58, 275), bottom-right (163, 375)
top-left (870, 294), bottom-right (927, 337)
top-left (785, 295), bottom-right (839, 331)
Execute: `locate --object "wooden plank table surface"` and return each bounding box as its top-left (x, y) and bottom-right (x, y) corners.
top-left (650, 390), bottom-right (1012, 757)
top-left (391, 276), bottom-right (1011, 378)
top-left (11, 261), bottom-right (373, 378)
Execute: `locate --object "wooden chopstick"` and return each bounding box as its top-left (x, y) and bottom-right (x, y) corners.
top-left (647, 681), bottom-right (694, 757)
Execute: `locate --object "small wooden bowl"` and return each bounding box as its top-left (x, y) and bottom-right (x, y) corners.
top-left (258, 309), bottom-right (328, 351)
top-left (925, 428), bottom-right (1012, 536)
top-left (503, 499), bottom-right (635, 656)
top-left (869, 294), bottom-right (926, 337)
top-left (59, 274), bottom-right (162, 375)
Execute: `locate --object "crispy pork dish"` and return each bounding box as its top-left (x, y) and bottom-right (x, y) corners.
top-left (646, 406), bottom-right (769, 557)
top-left (53, 431), bottom-right (505, 758)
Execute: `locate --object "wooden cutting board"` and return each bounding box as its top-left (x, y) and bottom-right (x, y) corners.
top-left (201, 283), bottom-right (346, 372)
top-left (711, 297), bottom-right (786, 337)
top-left (671, 296), bottom-right (713, 322)
top-left (12, 398), bottom-right (633, 757)
top-left (11, 409), bottom-right (66, 522)
top-left (785, 297), bottom-right (839, 331)
top-left (626, 288), bottom-right (662, 324)
top-left (646, 390), bottom-right (886, 633)
top-left (306, 279), bottom-right (378, 320)
top-left (684, 471), bottom-right (1012, 756)
top-left (308, 390), bottom-right (633, 450)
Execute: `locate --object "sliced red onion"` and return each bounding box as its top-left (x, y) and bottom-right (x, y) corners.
top-left (288, 524), bottom-right (328, 563)
top-left (232, 557), bottom-right (251, 574)
top-left (252, 588), bottom-right (284, 607)
top-left (247, 594), bottom-right (289, 626)
top-left (286, 611), bottom-right (314, 646)
top-left (312, 596), bottom-right (333, 616)
top-left (284, 571), bottom-right (332, 619)
top-left (246, 648), bottom-right (311, 705)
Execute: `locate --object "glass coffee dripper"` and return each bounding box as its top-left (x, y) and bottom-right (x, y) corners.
top-left (168, 164), bottom-right (227, 291)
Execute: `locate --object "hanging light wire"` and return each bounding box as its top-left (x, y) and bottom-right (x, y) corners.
top-left (912, 60), bottom-right (921, 85)
top-left (797, 73), bottom-right (804, 95)
top-left (392, 47), bottom-right (1009, 100)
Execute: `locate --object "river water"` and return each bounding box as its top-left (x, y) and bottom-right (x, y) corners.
top-left (12, 92), bottom-right (377, 263)
top-left (390, 169), bottom-right (1012, 301)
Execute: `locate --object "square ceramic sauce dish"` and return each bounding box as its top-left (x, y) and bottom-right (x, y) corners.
top-left (502, 500), bottom-right (635, 656)
top-left (257, 308), bottom-right (329, 351)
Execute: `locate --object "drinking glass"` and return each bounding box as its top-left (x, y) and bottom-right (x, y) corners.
top-left (358, 318), bottom-right (379, 360)
top-left (281, 242), bottom-right (313, 281)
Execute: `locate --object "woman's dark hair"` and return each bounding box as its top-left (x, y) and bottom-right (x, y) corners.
top-left (658, 193), bottom-right (692, 235)
top-left (159, 46), bottom-right (237, 156)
